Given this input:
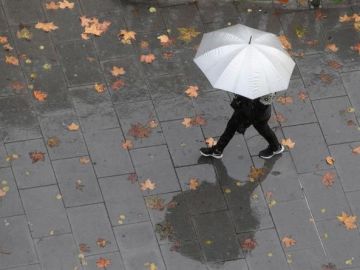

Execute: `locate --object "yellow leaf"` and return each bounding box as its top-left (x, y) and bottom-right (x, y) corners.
top-left (188, 178), bottom-right (200, 190)
top-left (339, 14), bottom-right (353, 22)
top-left (94, 83), bottom-right (105, 93)
top-left (281, 138), bottom-right (295, 149)
top-left (325, 156), bottom-right (335, 165)
top-left (248, 166), bottom-right (265, 181)
top-left (157, 34), bottom-right (170, 44)
top-left (111, 66), bottom-right (125, 76)
top-left (295, 26), bottom-right (306, 39)
top-left (278, 35), bottom-right (292, 50)
top-left (119, 29), bottom-right (136, 44)
top-left (140, 53), bottom-right (156, 63)
top-left (182, 117), bottom-right (192, 128)
top-left (282, 236), bottom-right (296, 247)
top-left (67, 122), bottom-right (79, 131)
top-left (177, 27), bottom-right (200, 43)
top-left (35, 22), bottom-right (59, 32)
top-left (140, 179), bottom-right (156, 191)
top-left (144, 262), bottom-right (157, 270)
top-left (5, 55), bottom-right (19, 66)
top-left (148, 6), bottom-right (157, 13)
top-left (325, 43), bottom-right (339, 52)
top-left (337, 212), bottom-right (357, 230)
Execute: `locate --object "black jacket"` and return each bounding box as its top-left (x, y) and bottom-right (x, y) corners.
top-left (230, 94), bottom-right (271, 123)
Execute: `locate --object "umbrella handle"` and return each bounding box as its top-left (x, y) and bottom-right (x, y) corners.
top-left (249, 36), bottom-right (252, 44)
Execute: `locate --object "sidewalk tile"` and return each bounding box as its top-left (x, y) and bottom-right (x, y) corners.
top-left (286, 246), bottom-right (328, 270)
top-left (83, 252), bottom-right (125, 270)
top-left (3, 0), bottom-right (44, 25)
top-left (67, 203), bottom-right (118, 255)
top-left (84, 128), bottom-right (133, 177)
top-left (153, 96), bottom-right (195, 122)
top-left (6, 265), bottom-right (41, 270)
top-left (52, 157), bottom-right (103, 207)
top-left (147, 73), bottom-right (189, 101)
top-left (0, 142), bottom-right (9, 168)
top-left (197, 0), bottom-right (238, 24)
top-left (239, 7), bottom-right (282, 34)
top-left (342, 71), bottom-right (360, 120)
top-left (5, 139), bottom-right (56, 189)
top-left (79, 0), bottom-right (123, 15)
top-left (207, 259), bottom-right (249, 270)
top-left (346, 190), bottom-right (360, 217)
top-left (99, 174), bottom-right (148, 226)
top-left (0, 7), bottom-right (7, 31)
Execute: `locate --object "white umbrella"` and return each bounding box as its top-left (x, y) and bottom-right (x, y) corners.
top-left (194, 24), bottom-right (295, 99)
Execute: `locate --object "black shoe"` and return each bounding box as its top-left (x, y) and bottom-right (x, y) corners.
top-left (200, 147), bottom-right (223, 159)
top-left (259, 144), bottom-right (284, 159)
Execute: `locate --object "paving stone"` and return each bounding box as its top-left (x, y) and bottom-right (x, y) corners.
top-left (130, 145), bottom-right (180, 195)
top-left (99, 174), bottom-right (148, 226)
top-left (102, 56), bottom-right (150, 104)
top-left (347, 190), bottom-right (360, 219)
top-left (160, 241), bottom-right (207, 270)
top-left (115, 100), bottom-right (165, 149)
top-left (57, 40), bottom-right (103, 86)
top-left (5, 139), bottom-right (56, 189)
top-left (44, 0), bottom-right (83, 43)
top-left (253, 153), bottom-right (303, 203)
top-left (52, 157), bottom-right (103, 207)
top-left (192, 210), bottom-right (242, 262)
top-left (39, 110), bottom-right (88, 160)
top-left (342, 71), bottom-right (360, 120)
top-left (153, 96), bottom-right (196, 122)
top-left (316, 218), bottom-right (360, 269)
top-left (3, 0), bottom-right (44, 25)
top-left (328, 142), bottom-right (360, 192)
top-left (93, 11), bottom-right (135, 60)
top-left (239, 228), bottom-right (290, 270)
top-left (192, 91), bottom-right (232, 138)
top-left (0, 167), bottom-right (24, 218)
top-left (83, 252), bottom-right (125, 270)
top-left (5, 265), bottom-right (41, 270)
top-left (122, 5), bottom-right (167, 33)
top-left (70, 85), bottom-right (119, 132)
top-left (318, 7), bottom-right (353, 30)
top-left (175, 164), bottom-right (227, 214)
top-left (67, 203), bottom-right (118, 255)
top-left (0, 215), bottom-right (37, 269)
top-left (35, 234), bottom-right (81, 270)
top-left (79, 0), bottom-right (123, 15)
top-left (273, 79), bottom-right (317, 127)
top-left (295, 53), bottom-right (347, 100)
top-left (0, 96), bottom-right (42, 142)
top-left (0, 7), bottom-right (7, 31)
top-left (114, 221), bottom-right (166, 270)
top-left (282, 123), bottom-right (330, 173)
top-left (84, 128), bottom-right (133, 178)
top-left (161, 119), bottom-right (204, 167)
top-left (207, 259), bottom-right (249, 270)
top-left (286, 246), bottom-right (328, 270)
top-left (0, 141), bottom-right (8, 167)
top-left (279, 10), bottom-right (326, 55)
top-left (270, 199), bottom-right (321, 251)
top-left (312, 96), bottom-right (360, 145)
top-left (20, 185), bottom-right (71, 238)
top-left (299, 170), bottom-right (351, 221)
top-left (197, 0), bottom-right (238, 24)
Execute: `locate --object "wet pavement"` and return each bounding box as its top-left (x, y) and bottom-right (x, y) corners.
top-left (0, 0), bottom-right (360, 269)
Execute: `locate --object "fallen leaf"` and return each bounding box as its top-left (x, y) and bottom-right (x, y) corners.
top-left (274, 112), bottom-right (287, 123)
top-left (188, 178), bottom-right (200, 190)
top-left (305, 39), bottom-right (319, 46)
top-left (352, 145), bottom-right (360, 154)
top-left (45, 1), bottom-right (60, 9)
top-left (122, 139), bottom-right (133, 150)
top-left (29, 151), bottom-right (45, 163)
top-left (185, 85), bottom-right (199, 98)
top-left (327, 60), bottom-right (343, 69)
top-left (127, 173), bottom-right (138, 183)
top-left (337, 212), bottom-right (357, 230)
top-left (79, 243), bottom-right (90, 253)
top-left (315, 9), bottom-right (327, 20)
top-left (295, 26), bottom-right (306, 39)
top-left (94, 83), bottom-right (105, 93)
top-left (282, 236), bottom-right (296, 247)
top-left (319, 72), bottom-right (333, 84)
top-left (350, 43), bottom-right (360, 54)
top-left (278, 35), bottom-right (292, 50)
top-left (177, 27), bottom-right (200, 43)
top-left (140, 53), bottom-right (156, 63)
top-left (5, 55), bottom-right (19, 66)
top-left (0, 189), bottom-right (7, 198)
top-left (67, 122), bottom-right (79, 131)
top-left (35, 22), bottom-right (59, 32)
top-left (148, 120), bottom-right (158, 129)
top-left (58, 0), bottom-right (74, 9)
top-left (321, 263), bottom-right (337, 270)
top-left (339, 14), bottom-right (353, 22)
top-left (80, 16), bottom-right (111, 38)
top-left (96, 238), bottom-right (109, 248)
top-left (354, 21), bottom-right (360, 31)
top-left (96, 257), bottom-right (111, 268)
top-left (119, 29), bottom-right (136, 44)
top-left (140, 179), bottom-right (156, 191)
top-left (75, 179), bottom-right (84, 191)
top-left (162, 51), bottom-right (173, 60)
top-left (192, 115), bottom-right (206, 126)
top-left (353, 14), bottom-right (360, 22)
top-left (276, 95), bottom-right (293, 105)
top-left (240, 238), bottom-right (257, 251)
top-left (322, 171), bottom-right (335, 187)
top-left (325, 156), bottom-right (335, 165)
top-left (248, 166), bottom-right (265, 182)
top-left (297, 90), bottom-right (308, 101)
top-left (128, 123), bottom-right (151, 138)
top-left (47, 136), bottom-right (60, 148)
top-left (9, 81), bottom-right (26, 91)
top-left (149, 6), bottom-right (157, 13)
top-left (140, 40), bottom-right (149, 49)
top-left (157, 34), bottom-right (170, 44)
top-left (282, 138), bottom-right (295, 149)
top-left (111, 79), bottom-right (125, 90)
top-left (145, 196), bottom-right (165, 210)
top-left (17, 27), bottom-right (33, 40)
top-left (79, 156), bottom-right (90, 164)
top-left (0, 35), bottom-right (8, 44)
top-left (205, 137), bottom-right (217, 147)
top-left (3, 43), bottom-right (13, 51)
top-left (111, 66), bottom-right (125, 76)
top-left (33, 90), bottom-right (48, 101)
top-left (182, 117), bottom-right (192, 128)
top-left (325, 43), bottom-right (339, 52)
top-left (144, 262), bottom-right (158, 270)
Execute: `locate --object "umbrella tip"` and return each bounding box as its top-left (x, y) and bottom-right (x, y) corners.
top-left (249, 36), bottom-right (252, 44)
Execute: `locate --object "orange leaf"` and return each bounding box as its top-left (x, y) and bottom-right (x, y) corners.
top-left (5, 55), bottom-right (19, 66)
top-left (182, 117), bottom-right (192, 128)
top-left (315, 9), bottom-right (327, 21)
top-left (29, 151), bottom-right (45, 163)
top-left (188, 178), bottom-right (200, 190)
top-left (278, 35), bottom-right (292, 50)
top-left (157, 34), bottom-right (170, 44)
top-left (122, 139), bottom-right (133, 150)
top-left (79, 156), bottom-right (90, 164)
top-left (350, 43), bottom-right (360, 54)
top-left (140, 53), bottom-right (156, 63)
top-left (3, 43), bottom-right (13, 51)
top-left (128, 123), bottom-right (151, 138)
top-left (325, 43), bottom-right (339, 52)
top-left (148, 120), bottom-right (158, 129)
top-left (58, 0), bottom-right (74, 9)
top-left (0, 35), bottom-right (8, 44)
top-left (205, 137), bottom-right (217, 147)
top-left (282, 236), bottom-right (296, 247)
top-left (67, 122), bottom-right (79, 131)
top-left (240, 238), bottom-right (257, 251)
top-left (276, 95), bottom-right (293, 105)
top-left (96, 257), bottom-right (111, 268)
top-left (248, 166), bottom-right (265, 182)
top-left (45, 1), bottom-right (59, 9)
top-left (185, 85), bottom-right (199, 98)
top-left (282, 138), bottom-right (295, 149)
top-left (337, 212), bottom-right (357, 230)
top-left (94, 83), bottom-right (105, 93)
top-left (33, 90), bottom-right (48, 101)
top-left (297, 90), bottom-right (308, 101)
top-left (325, 156), bottom-right (335, 165)
top-left (322, 171), bottom-right (335, 187)
top-left (274, 112), bottom-right (287, 123)
top-left (162, 51), bottom-right (173, 60)
top-left (79, 243), bottom-right (90, 253)
top-left (352, 145), bottom-right (360, 154)
top-left (192, 115), bottom-right (206, 126)
top-left (327, 60), bottom-right (343, 69)
top-left (0, 189), bottom-right (7, 198)
top-left (119, 30), bottom-right (136, 44)
top-left (111, 79), bottom-right (125, 91)
top-left (353, 14), bottom-right (360, 22)
top-left (111, 66), bottom-right (125, 76)
top-left (339, 14), bottom-right (353, 23)
top-left (80, 16), bottom-right (111, 37)
top-left (140, 179), bottom-right (156, 191)
top-left (35, 22), bottom-right (59, 32)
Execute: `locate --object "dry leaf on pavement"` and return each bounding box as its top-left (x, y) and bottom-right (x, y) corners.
top-left (33, 90), bottom-right (48, 101)
top-left (319, 72), bottom-right (333, 84)
top-left (325, 156), bottom-right (335, 165)
top-left (96, 257), bottom-right (111, 268)
top-left (145, 196), bottom-right (165, 210)
top-left (276, 95), bottom-right (293, 105)
top-left (96, 238), bottom-right (109, 248)
top-left (350, 43), bottom-right (360, 54)
top-left (45, 1), bottom-right (59, 9)
top-left (188, 178), bottom-right (200, 190)
top-left (58, 0), bottom-right (74, 9)
top-left (182, 117), bottom-right (192, 128)
top-left (140, 53), bottom-right (156, 63)
top-left (157, 34), bottom-right (170, 44)
top-left (282, 138), bottom-right (295, 149)
top-left (80, 16), bottom-right (111, 38)
top-left (248, 166), bottom-right (265, 182)
top-left (185, 85), bottom-right (199, 98)
top-left (118, 29), bottom-right (136, 44)
top-left (29, 151), bottom-right (45, 163)
top-left (128, 123), bottom-right (151, 138)
top-left (35, 22), bottom-right (59, 32)
top-left (111, 66), bottom-right (125, 76)
top-left (0, 35), bottom-right (8, 44)
top-left (193, 115), bottom-right (206, 126)
top-left (94, 83), bottom-right (105, 93)
top-left (79, 156), bottom-right (90, 164)
top-left (140, 179), bottom-right (156, 191)
top-left (339, 14), bottom-right (353, 22)
top-left (205, 137), bottom-right (217, 147)
top-left (144, 262), bottom-right (158, 270)
top-left (297, 90), bottom-right (308, 101)
top-left (240, 238), bottom-right (257, 251)
top-left (177, 27), bottom-right (200, 43)
top-left (278, 35), bottom-right (292, 50)
top-left (337, 212), bottom-right (357, 230)
top-left (148, 120), bottom-right (158, 129)
top-left (122, 139), bottom-right (133, 150)
top-left (282, 236), bottom-right (296, 247)
top-left (352, 145), bottom-right (360, 154)
top-left (325, 43), bottom-right (339, 52)
top-left (0, 189), bottom-right (7, 198)
top-left (322, 171), bottom-right (335, 187)
top-left (67, 122), bottom-right (79, 131)
top-left (47, 136), bottom-right (60, 148)
top-left (327, 60), bottom-right (343, 69)
top-left (5, 55), bottom-right (19, 66)
top-left (111, 79), bottom-right (125, 91)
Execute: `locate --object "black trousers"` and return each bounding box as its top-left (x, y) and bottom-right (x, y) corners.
top-left (215, 108), bottom-right (280, 152)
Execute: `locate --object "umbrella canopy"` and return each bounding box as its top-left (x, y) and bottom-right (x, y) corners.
top-left (194, 24), bottom-right (295, 99)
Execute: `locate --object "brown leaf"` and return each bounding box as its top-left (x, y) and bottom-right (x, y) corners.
top-left (157, 34), bottom-right (170, 44)
top-left (80, 16), bottom-right (111, 38)
top-left (297, 90), bottom-right (309, 101)
top-left (248, 166), bottom-right (265, 182)
top-left (321, 263), bottom-right (337, 270)
top-left (337, 212), bottom-right (357, 230)
top-left (192, 115), bottom-right (206, 126)
top-left (128, 123), bottom-right (151, 138)
top-left (325, 43), bottom-right (339, 52)
top-left (140, 40), bottom-right (149, 49)
top-left (3, 43), bottom-right (13, 51)
top-left (315, 9), bottom-right (327, 20)
top-left (45, 1), bottom-right (60, 9)
top-left (140, 53), bottom-right (156, 63)
top-left (29, 151), bottom-right (45, 163)
top-left (33, 90), bottom-right (48, 101)
top-left (339, 14), bottom-right (353, 23)
top-left (282, 236), bottom-right (296, 247)
top-left (188, 178), bottom-right (200, 190)
top-left (111, 66), bottom-right (125, 76)
top-left (79, 156), bottom-right (90, 164)
top-left (111, 79), bottom-right (125, 91)
top-left (127, 173), bottom-right (138, 183)
top-left (148, 120), bottom-right (158, 129)
top-left (352, 145), bottom-right (360, 154)
top-left (96, 257), bottom-right (111, 268)
top-left (282, 138), bottom-right (295, 149)
top-left (140, 179), bottom-right (156, 191)
top-left (351, 43), bottom-right (360, 54)
top-left (276, 95), bottom-right (293, 105)
top-left (145, 196), bottom-right (165, 210)
top-left (327, 60), bottom-right (343, 69)
top-left (325, 156), bottom-right (335, 165)
top-left (322, 171), bottom-right (335, 187)
top-left (47, 136), bottom-right (60, 148)
top-left (273, 112), bottom-right (287, 123)
top-left (240, 238), bottom-right (257, 251)
top-left (58, 0), bottom-right (74, 9)
top-left (96, 238), bottom-right (109, 248)
top-left (118, 29), bottom-right (136, 44)
top-left (319, 72), bottom-right (333, 84)
top-left (0, 189), bottom-right (7, 198)
top-left (5, 55), bottom-right (19, 66)
top-left (94, 83), bottom-right (105, 93)
top-left (185, 85), bottom-right (199, 98)
top-left (305, 39), bottom-right (319, 47)
top-left (122, 139), bottom-right (133, 150)
top-left (35, 22), bottom-right (59, 32)
top-left (278, 35), bottom-right (292, 50)
top-left (79, 243), bottom-right (90, 253)
top-left (162, 51), bottom-right (173, 60)
top-left (67, 122), bottom-right (79, 131)
top-left (17, 27), bottom-right (32, 40)
top-left (0, 35), bottom-right (8, 44)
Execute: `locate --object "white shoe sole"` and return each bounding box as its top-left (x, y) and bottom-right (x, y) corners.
top-left (259, 145), bottom-right (285, 159)
top-left (200, 150), bottom-right (223, 159)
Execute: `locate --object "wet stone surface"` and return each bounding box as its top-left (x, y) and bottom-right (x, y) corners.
top-left (1, 0), bottom-right (360, 270)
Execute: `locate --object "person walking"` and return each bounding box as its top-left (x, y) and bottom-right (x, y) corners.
top-left (200, 93), bottom-right (284, 159)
